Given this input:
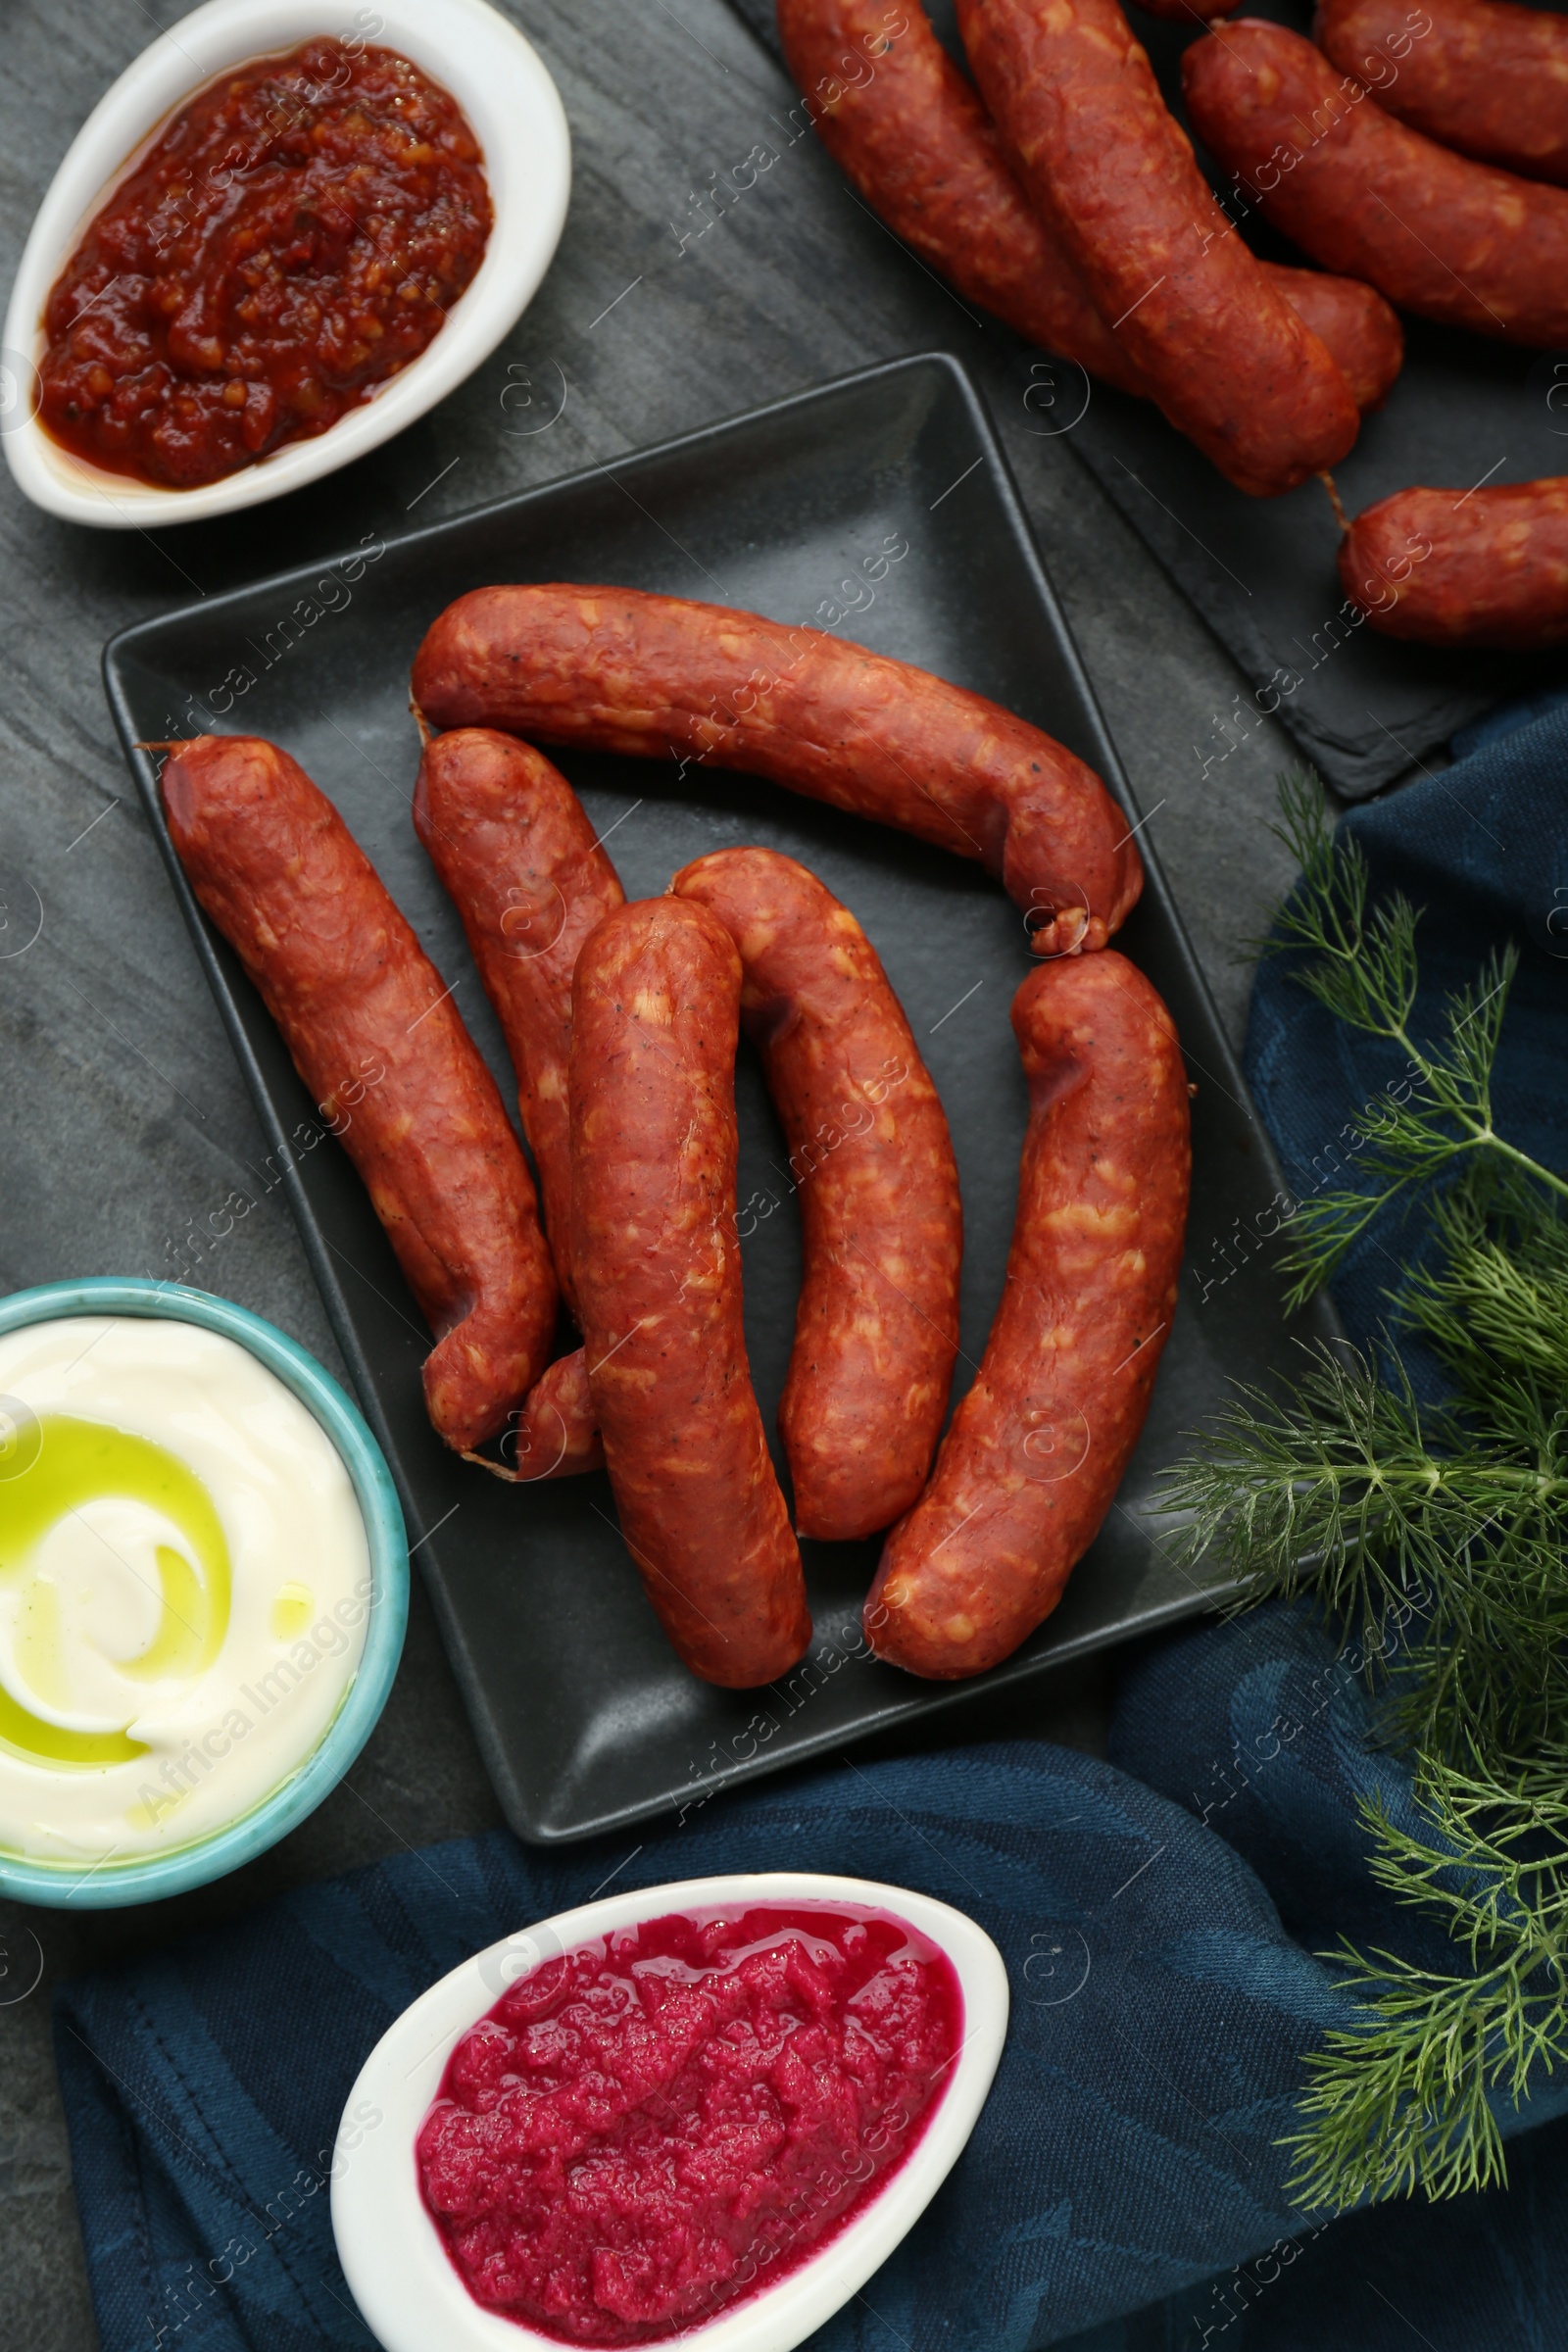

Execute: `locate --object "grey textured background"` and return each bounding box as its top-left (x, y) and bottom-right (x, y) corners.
top-left (0, 0), bottom-right (1365, 2342)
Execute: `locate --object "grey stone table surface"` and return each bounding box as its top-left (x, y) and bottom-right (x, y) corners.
top-left (0, 1), bottom-right (1342, 2343)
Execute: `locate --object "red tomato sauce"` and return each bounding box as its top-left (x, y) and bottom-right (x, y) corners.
top-left (39, 40), bottom-right (491, 488)
top-left (417, 1904), bottom-right (962, 2344)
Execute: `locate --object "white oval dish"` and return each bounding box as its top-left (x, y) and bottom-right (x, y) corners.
top-left (330, 1871), bottom-right (1008, 2352)
top-left (1, 0), bottom-right (570, 529)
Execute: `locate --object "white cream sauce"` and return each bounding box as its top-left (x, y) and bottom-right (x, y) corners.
top-left (0, 1316), bottom-right (370, 1866)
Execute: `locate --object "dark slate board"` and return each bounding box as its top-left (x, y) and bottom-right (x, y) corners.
top-left (106, 354), bottom-right (1339, 1844)
top-left (726, 0), bottom-right (1568, 795)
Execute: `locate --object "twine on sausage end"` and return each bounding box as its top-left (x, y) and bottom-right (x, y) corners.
top-left (461, 1446), bottom-right (519, 1484)
top-left (409, 695), bottom-right (433, 748)
top-left (1317, 469), bottom-right (1349, 534)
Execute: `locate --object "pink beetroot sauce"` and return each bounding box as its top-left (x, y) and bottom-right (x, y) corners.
top-left (416, 1904), bottom-right (962, 2345)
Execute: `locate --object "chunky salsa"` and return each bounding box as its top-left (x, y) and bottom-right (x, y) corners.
top-left (417, 1905), bottom-right (962, 2345)
top-left (39, 39), bottom-right (491, 488)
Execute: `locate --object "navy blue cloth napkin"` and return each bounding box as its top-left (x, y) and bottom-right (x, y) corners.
top-left (55, 698), bottom-right (1568, 2352)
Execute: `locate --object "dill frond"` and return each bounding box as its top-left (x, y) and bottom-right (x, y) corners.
top-left (1168, 771), bottom-right (1568, 2207)
top-left (1257, 771), bottom-right (1560, 1311)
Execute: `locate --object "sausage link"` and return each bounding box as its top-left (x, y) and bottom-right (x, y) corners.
top-left (509, 1346), bottom-right (604, 1480)
top-left (1183, 21), bottom-right (1568, 347)
top-left (414, 726), bottom-right (624, 1316)
top-left (161, 736), bottom-right (558, 1452)
top-left (1339, 478), bottom-right (1568, 647)
top-left (413, 585), bottom-right (1142, 956)
top-left (1266, 266), bottom-right (1403, 415)
top-left (779, 0), bottom-right (1400, 409)
top-left (955, 0), bottom-right (1360, 496)
top-left (1317, 0), bottom-right (1568, 188)
top-left (781, 0), bottom-right (1144, 391)
top-left (570, 898), bottom-right (812, 1687)
top-left (671, 848), bottom-right (961, 1541)
top-left (864, 952), bottom-right (1189, 1680)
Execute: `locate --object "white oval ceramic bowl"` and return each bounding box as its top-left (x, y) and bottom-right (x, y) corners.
top-left (1, 0), bottom-right (570, 528)
top-left (331, 1871), bottom-right (1008, 2352)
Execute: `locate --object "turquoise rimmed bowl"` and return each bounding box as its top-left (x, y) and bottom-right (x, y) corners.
top-left (0, 1277), bottom-right (408, 1907)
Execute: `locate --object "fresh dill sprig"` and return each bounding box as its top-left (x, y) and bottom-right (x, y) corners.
top-left (1170, 1219), bottom-right (1568, 1763)
top-left (1409, 1172), bottom-right (1568, 1403)
top-left (1286, 1744), bottom-right (1568, 2206)
top-left (1259, 770), bottom-right (1561, 1312)
top-left (1166, 771), bottom-right (1568, 2209)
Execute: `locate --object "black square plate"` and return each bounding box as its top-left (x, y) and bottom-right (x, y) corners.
top-left (105, 353), bottom-right (1334, 1843)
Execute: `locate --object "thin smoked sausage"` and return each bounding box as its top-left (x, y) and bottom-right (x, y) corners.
top-left (413, 584), bottom-right (1143, 956)
top-left (1184, 21), bottom-right (1568, 348)
top-left (956, 0), bottom-right (1360, 496)
top-left (1339, 477), bottom-right (1568, 647)
top-left (672, 848), bottom-right (961, 1541)
top-left (1317, 0), bottom-right (1568, 188)
top-left (161, 735), bottom-right (558, 1452)
top-left (570, 898), bottom-right (812, 1688)
top-left (781, 0), bottom-right (1145, 391)
top-left (507, 1345), bottom-right (605, 1481)
top-left (414, 724), bottom-right (624, 1315)
top-left (1261, 268), bottom-right (1403, 416)
top-left (865, 951), bottom-right (1189, 1680)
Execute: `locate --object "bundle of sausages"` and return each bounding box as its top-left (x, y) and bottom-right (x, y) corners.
top-left (1185, 2), bottom-right (1568, 644)
top-left (781, 0), bottom-right (1371, 496)
top-left (161, 583), bottom-right (1190, 1692)
top-left (782, 0), bottom-right (1568, 645)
